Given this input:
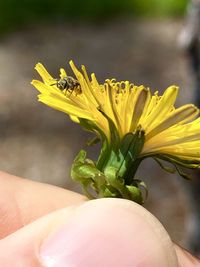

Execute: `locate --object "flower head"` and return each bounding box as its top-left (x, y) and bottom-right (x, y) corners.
top-left (32, 61), bottom-right (200, 203)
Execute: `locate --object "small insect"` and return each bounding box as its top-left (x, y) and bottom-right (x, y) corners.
top-left (51, 76), bottom-right (81, 95)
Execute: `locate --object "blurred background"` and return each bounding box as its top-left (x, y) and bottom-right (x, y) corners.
top-left (1, 0), bottom-right (200, 255)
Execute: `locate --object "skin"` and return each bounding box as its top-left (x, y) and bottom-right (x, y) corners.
top-left (0, 171), bottom-right (199, 267)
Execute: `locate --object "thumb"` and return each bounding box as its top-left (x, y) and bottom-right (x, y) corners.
top-left (0, 198), bottom-right (183, 266)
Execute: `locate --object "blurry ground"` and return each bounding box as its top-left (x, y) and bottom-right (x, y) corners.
top-left (0, 18), bottom-right (196, 247)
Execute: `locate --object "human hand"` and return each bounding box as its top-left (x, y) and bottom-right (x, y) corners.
top-left (0, 171), bottom-right (199, 267)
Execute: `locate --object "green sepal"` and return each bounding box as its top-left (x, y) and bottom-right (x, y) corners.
top-left (79, 118), bottom-right (104, 141)
top-left (86, 136), bottom-right (100, 146)
top-left (174, 165), bottom-right (191, 180)
top-left (126, 185), bottom-right (144, 204)
top-left (79, 118), bottom-right (111, 171)
top-left (154, 155), bottom-right (191, 180)
top-left (132, 179), bottom-right (148, 201)
top-left (96, 138), bottom-right (111, 171)
top-left (71, 150), bottom-right (120, 199)
top-left (153, 157), bottom-right (176, 174)
top-left (102, 129), bottom-right (145, 181)
top-left (71, 150), bottom-right (105, 199)
top-left (97, 108), bottom-right (120, 151)
top-left (118, 129), bottom-right (145, 182)
top-left (103, 166), bottom-right (145, 203)
top-left (103, 187), bottom-right (118, 198)
top-left (103, 166), bottom-right (130, 199)
top-left (157, 154), bottom-right (200, 169)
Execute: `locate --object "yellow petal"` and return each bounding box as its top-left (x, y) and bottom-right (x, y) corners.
top-left (34, 63), bottom-right (54, 85)
top-left (38, 95), bottom-right (93, 120)
top-left (144, 86), bottom-right (179, 131)
top-left (129, 87), bottom-right (150, 132)
top-left (146, 104), bottom-right (199, 140)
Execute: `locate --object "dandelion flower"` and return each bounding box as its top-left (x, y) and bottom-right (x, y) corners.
top-left (32, 61), bottom-right (200, 204)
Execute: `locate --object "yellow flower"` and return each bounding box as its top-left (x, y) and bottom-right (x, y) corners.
top-left (32, 60), bottom-right (200, 169)
top-left (32, 60), bottom-right (200, 202)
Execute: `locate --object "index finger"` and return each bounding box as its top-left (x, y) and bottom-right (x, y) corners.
top-left (0, 171), bottom-right (86, 238)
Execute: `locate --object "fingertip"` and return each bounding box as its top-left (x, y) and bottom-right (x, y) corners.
top-left (40, 198), bottom-right (178, 267)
